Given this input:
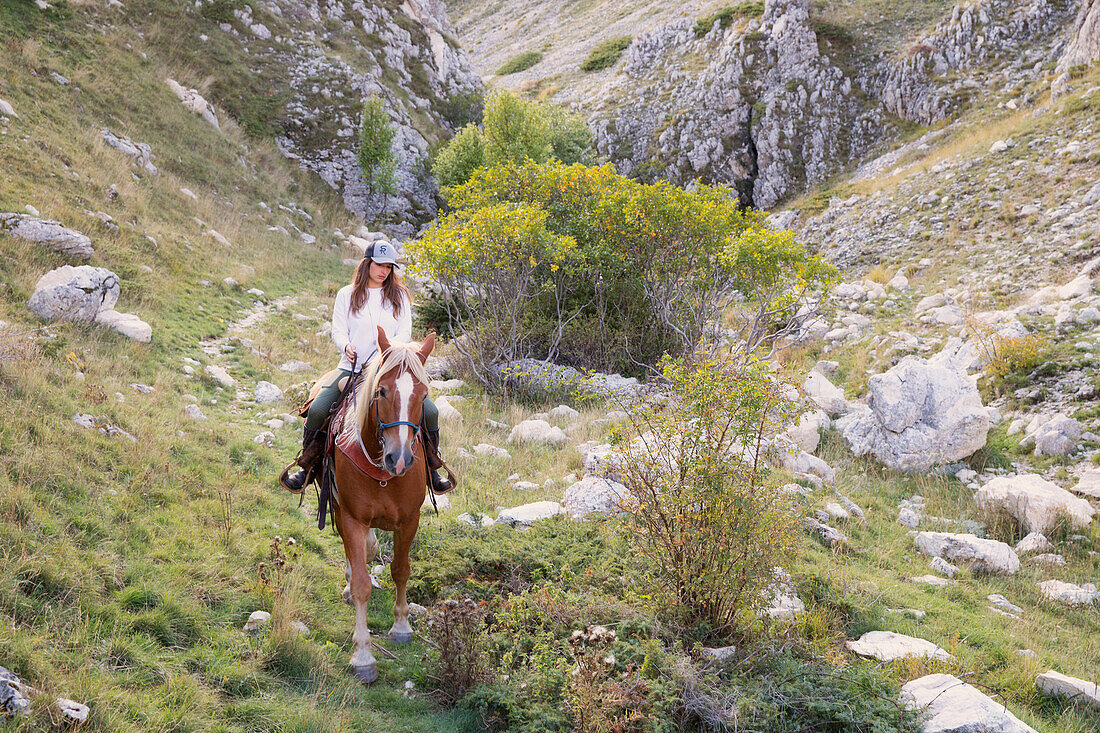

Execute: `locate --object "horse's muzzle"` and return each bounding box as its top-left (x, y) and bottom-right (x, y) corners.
top-left (383, 447), bottom-right (416, 477)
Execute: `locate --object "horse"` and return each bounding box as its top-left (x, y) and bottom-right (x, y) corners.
top-left (332, 325), bottom-right (434, 684)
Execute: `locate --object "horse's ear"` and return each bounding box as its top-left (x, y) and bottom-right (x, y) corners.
top-left (417, 332), bottom-right (436, 364)
top-left (376, 326), bottom-right (391, 356)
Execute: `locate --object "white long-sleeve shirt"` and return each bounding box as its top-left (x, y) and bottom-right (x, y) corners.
top-left (331, 285), bottom-right (412, 372)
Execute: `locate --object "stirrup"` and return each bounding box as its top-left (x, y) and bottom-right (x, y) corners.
top-left (429, 466), bottom-right (457, 495)
top-left (280, 462), bottom-right (311, 495)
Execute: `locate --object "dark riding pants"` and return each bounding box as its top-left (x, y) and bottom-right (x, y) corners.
top-left (304, 369), bottom-right (439, 432)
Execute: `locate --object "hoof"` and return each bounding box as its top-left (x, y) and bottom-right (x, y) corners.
top-left (342, 584), bottom-right (352, 606)
top-left (352, 663), bottom-right (379, 685)
top-left (389, 629), bottom-right (414, 645)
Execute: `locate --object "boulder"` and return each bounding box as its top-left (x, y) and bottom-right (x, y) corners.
top-left (496, 501), bottom-right (563, 527)
top-left (580, 442), bottom-right (626, 481)
top-left (184, 404), bottom-right (206, 420)
top-left (254, 381), bottom-right (283, 404)
top-left (1071, 469), bottom-right (1100, 498)
top-left (787, 409), bottom-right (830, 453)
top-left (435, 395), bottom-right (463, 423)
top-left (764, 567), bottom-right (805, 620)
top-left (243, 610), bottom-right (271, 631)
top-left (27, 265), bottom-right (119, 322)
top-left (562, 476), bottom-right (630, 518)
top-left (1036, 580), bottom-right (1098, 605)
top-left (95, 309), bottom-right (152, 342)
top-left (1, 213), bottom-right (93, 259)
top-left (1, 665), bottom-right (31, 717)
top-left (779, 442), bottom-right (836, 485)
top-left (974, 474), bottom-right (1094, 534)
top-left (846, 631), bottom-right (953, 662)
top-left (0, 98), bottom-right (16, 118)
top-left (803, 516), bottom-right (848, 547)
top-left (1015, 532), bottom-right (1053, 554)
top-left (988, 594), bottom-right (1024, 615)
top-left (204, 364), bottom-right (235, 387)
top-left (1035, 671), bottom-right (1100, 709)
top-left (900, 673), bottom-right (1037, 733)
top-left (166, 78), bottom-right (220, 130)
top-left (914, 532), bottom-right (1020, 575)
top-left (840, 357), bottom-right (991, 472)
top-left (473, 443), bottom-right (511, 460)
top-left (430, 378), bottom-right (465, 391)
top-left (100, 128), bottom-right (157, 175)
top-left (57, 698), bottom-right (90, 724)
top-left (508, 419), bottom-right (567, 446)
top-left (928, 337), bottom-right (985, 373)
top-left (803, 370), bottom-right (848, 417)
top-left (548, 404), bottom-right (580, 423)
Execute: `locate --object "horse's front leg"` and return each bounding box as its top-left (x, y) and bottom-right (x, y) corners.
top-left (337, 514), bottom-right (379, 684)
top-left (343, 528), bottom-right (378, 606)
top-left (388, 519), bottom-right (419, 644)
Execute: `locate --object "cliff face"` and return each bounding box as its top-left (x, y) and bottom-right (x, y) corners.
top-left (259, 0), bottom-right (482, 233)
top-left (1058, 0), bottom-right (1100, 71)
top-left (451, 0), bottom-right (1086, 211)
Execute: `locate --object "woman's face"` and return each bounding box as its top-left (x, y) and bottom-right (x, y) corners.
top-left (367, 260), bottom-right (393, 287)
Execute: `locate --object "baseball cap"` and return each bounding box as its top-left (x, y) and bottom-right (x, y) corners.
top-left (364, 241), bottom-right (400, 265)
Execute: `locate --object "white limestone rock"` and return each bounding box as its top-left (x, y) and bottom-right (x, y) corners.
top-left (279, 360), bottom-right (313, 373)
top-left (974, 474), bottom-right (1095, 534)
top-left (1015, 532), bottom-right (1053, 554)
top-left (1021, 415), bottom-right (1082, 456)
top-left (1035, 670), bottom-right (1100, 709)
top-left (95, 308), bottom-right (152, 342)
top-left (473, 443), bottom-right (510, 460)
top-left (580, 442), bottom-right (625, 481)
top-left (1, 213), bottom-right (93, 259)
top-left (57, 698), bottom-right (89, 723)
top-left (563, 475), bottom-right (629, 518)
top-left (787, 409), bottom-right (830, 453)
top-left (548, 404), bottom-right (580, 423)
top-left (780, 445), bottom-right (836, 485)
top-left (846, 631), bottom-right (953, 662)
top-left (900, 673), bottom-right (1037, 733)
top-left (166, 78), bottom-right (220, 130)
top-left (254, 381), bottom-right (283, 404)
top-left (243, 610), bottom-right (271, 631)
top-left (1071, 469), bottom-right (1100, 498)
top-left (840, 356), bottom-right (991, 472)
top-left (27, 265), bottom-right (119, 321)
top-left (803, 370), bottom-right (848, 417)
top-left (496, 501), bottom-right (564, 527)
top-left (764, 567), bottom-right (805, 620)
top-left (0, 98), bottom-right (16, 118)
top-left (184, 404), bottom-right (206, 420)
top-left (0, 664), bottom-right (31, 717)
top-left (507, 419), bottom-right (567, 446)
top-left (988, 594), bottom-right (1023, 614)
top-left (914, 532), bottom-right (1020, 575)
top-left (430, 378), bottom-right (466, 392)
top-left (204, 364), bottom-right (235, 387)
top-left (100, 128), bottom-right (158, 175)
top-left (434, 395), bottom-right (463, 423)
top-left (930, 556), bottom-right (959, 578)
top-left (1036, 580), bottom-right (1098, 605)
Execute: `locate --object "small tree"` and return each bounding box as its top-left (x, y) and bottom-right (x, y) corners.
top-left (358, 96), bottom-right (397, 217)
top-left (482, 91), bottom-right (552, 168)
top-left (432, 123), bottom-right (485, 189)
top-left (620, 354), bottom-right (799, 632)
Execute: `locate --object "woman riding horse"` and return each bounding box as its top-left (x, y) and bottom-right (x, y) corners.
top-left (280, 241), bottom-right (452, 495)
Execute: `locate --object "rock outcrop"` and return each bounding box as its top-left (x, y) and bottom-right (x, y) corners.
top-left (975, 474), bottom-right (1095, 534)
top-left (1, 213), bottom-right (93, 259)
top-left (1057, 0), bottom-right (1100, 72)
top-left (901, 674), bottom-right (1037, 733)
top-left (840, 357), bottom-right (991, 472)
top-left (914, 531), bottom-right (1020, 575)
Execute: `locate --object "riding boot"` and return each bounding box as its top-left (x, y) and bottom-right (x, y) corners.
top-left (424, 428), bottom-right (454, 494)
top-left (281, 427), bottom-right (326, 494)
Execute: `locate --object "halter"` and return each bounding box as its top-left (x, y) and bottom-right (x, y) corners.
top-left (369, 397), bottom-right (422, 449)
top-left (350, 359), bottom-right (424, 484)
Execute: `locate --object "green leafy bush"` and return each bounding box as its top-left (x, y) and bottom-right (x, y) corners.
top-left (431, 91), bottom-right (593, 187)
top-left (497, 51), bottom-right (542, 75)
top-left (358, 96), bottom-right (397, 215)
top-left (620, 354), bottom-right (799, 632)
top-left (412, 160), bottom-right (834, 387)
top-left (693, 2), bottom-right (765, 37)
top-left (580, 36), bottom-right (632, 72)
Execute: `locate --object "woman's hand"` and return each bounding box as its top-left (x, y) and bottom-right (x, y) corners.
top-left (344, 344), bottom-right (358, 363)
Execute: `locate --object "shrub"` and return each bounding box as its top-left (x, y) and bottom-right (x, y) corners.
top-left (425, 598), bottom-right (491, 701)
top-left (432, 123), bottom-right (485, 188)
top-left (431, 92), bottom-right (594, 189)
top-left (497, 51), bottom-right (542, 75)
top-left (580, 36), bottom-right (632, 72)
top-left (693, 2), bottom-right (765, 37)
top-left (412, 160), bottom-right (834, 388)
top-left (437, 89), bottom-right (485, 129)
top-left (619, 354), bottom-right (799, 633)
top-left (358, 96), bottom-right (397, 218)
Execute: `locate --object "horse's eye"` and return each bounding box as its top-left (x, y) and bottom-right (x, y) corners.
top-left (377, 388), bottom-right (386, 399)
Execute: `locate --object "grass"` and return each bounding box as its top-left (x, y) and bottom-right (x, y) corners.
top-left (580, 36), bottom-right (633, 73)
top-left (692, 1), bottom-right (764, 38)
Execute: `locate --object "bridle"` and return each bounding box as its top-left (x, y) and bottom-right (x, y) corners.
top-left (354, 366), bottom-right (423, 483)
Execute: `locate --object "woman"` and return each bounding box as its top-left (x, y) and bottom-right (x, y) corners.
top-left (281, 241), bottom-right (451, 494)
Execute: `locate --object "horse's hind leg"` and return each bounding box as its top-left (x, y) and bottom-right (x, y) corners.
top-left (338, 517), bottom-right (379, 684)
top-left (388, 521), bottom-right (417, 644)
top-left (342, 528), bottom-right (378, 606)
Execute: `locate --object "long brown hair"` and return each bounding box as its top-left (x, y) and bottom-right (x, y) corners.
top-left (350, 258), bottom-right (412, 318)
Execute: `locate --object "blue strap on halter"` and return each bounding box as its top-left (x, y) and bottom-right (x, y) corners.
top-left (378, 419), bottom-right (420, 433)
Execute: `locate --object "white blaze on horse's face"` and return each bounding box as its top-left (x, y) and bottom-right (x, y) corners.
top-left (392, 371), bottom-right (414, 474)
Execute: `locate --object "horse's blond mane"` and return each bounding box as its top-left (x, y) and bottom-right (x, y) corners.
top-left (348, 341), bottom-right (430, 438)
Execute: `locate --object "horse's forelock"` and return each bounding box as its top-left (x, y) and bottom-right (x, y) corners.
top-left (349, 341), bottom-right (430, 436)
